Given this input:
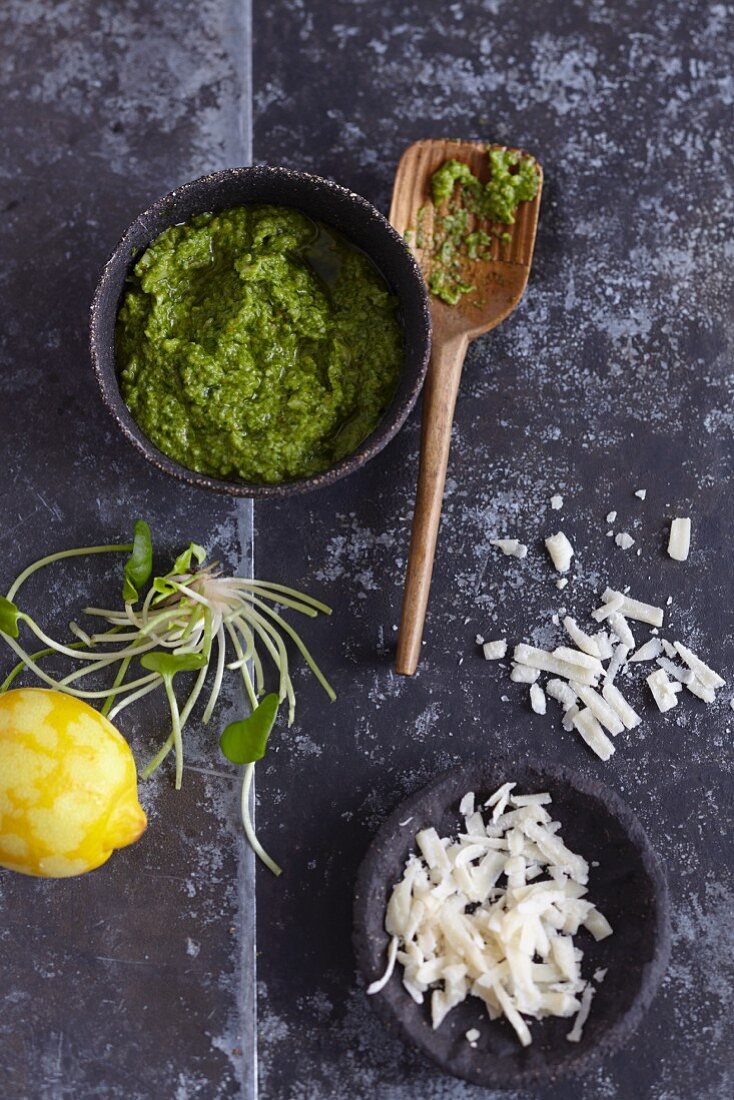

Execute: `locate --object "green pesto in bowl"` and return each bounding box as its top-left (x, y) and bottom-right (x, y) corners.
top-left (116, 205), bottom-right (403, 484)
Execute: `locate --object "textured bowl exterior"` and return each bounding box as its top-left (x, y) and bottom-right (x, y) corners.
top-left (90, 165), bottom-right (431, 498)
top-left (354, 761), bottom-right (671, 1089)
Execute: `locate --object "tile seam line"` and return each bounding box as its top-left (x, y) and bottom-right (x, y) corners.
top-left (239, 0), bottom-right (255, 1095)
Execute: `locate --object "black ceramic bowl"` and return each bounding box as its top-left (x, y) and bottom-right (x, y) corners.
top-left (354, 762), bottom-right (671, 1089)
top-left (90, 166), bottom-right (431, 498)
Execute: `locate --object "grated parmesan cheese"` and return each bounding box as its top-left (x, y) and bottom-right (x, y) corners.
top-left (514, 644), bottom-right (600, 686)
top-left (601, 682), bottom-right (641, 729)
top-left (591, 593), bottom-right (624, 622)
top-left (550, 494), bottom-right (564, 510)
top-left (483, 639), bottom-right (508, 661)
top-left (545, 532), bottom-right (574, 574)
top-left (491, 538), bottom-right (528, 560)
top-left (530, 683), bottom-right (547, 715)
top-left (646, 668), bottom-right (679, 713)
top-left (571, 683), bottom-right (625, 736)
top-left (510, 663), bottom-right (541, 684)
top-left (608, 613), bottom-right (635, 649)
top-left (563, 617), bottom-right (602, 658)
top-left (370, 786), bottom-right (611, 1049)
top-left (606, 511), bottom-right (617, 523)
top-left (572, 708), bottom-right (615, 760)
top-left (615, 532), bottom-right (635, 550)
top-left (673, 642), bottom-right (725, 690)
top-left (668, 517), bottom-right (691, 562)
top-left (634, 489), bottom-right (647, 500)
top-left (629, 638), bottom-right (663, 663)
top-left (601, 589), bottom-right (664, 628)
top-left (655, 657), bottom-right (693, 685)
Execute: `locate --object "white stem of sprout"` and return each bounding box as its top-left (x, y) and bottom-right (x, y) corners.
top-left (69, 622), bottom-right (93, 646)
top-left (140, 661), bottom-right (209, 779)
top-left (18, 615), bottom-right (163, 663)
top-left (162, 676), bottom-right (184, 790)
top-left (6, 544), bottom-right (131, 602)
top-left (107, 677), bottom-right (162, 720)
top-left (231, 608), bottom-right (294, 720)
top-left (241, 763), bottom-right (282, 876)
top-left (224, 621), bottom-right (258, 710)
top-left (225, 578), bottom-right (332, 615)
top-left (0, 632), bottom-right (159, 698)
top-left (202, 625), bottom-right (226, 724)
top-left (244, 594), bottom-right (336, 702)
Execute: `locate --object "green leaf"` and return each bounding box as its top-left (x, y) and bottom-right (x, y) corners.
top-left (0, 595), bottom-right (20, 639)
top-left (140, 650), bottom-right (207, 678)
top-left (172, 542), bottom-right (206, 576)
top-left (151, 575), bottom-right (179, 600)
top-left (219, 694), bottom-right (279, 765)
top-left (122, 520), bottom-right (153, 603)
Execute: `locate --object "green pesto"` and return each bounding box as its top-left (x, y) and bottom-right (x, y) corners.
top-left (117, 206), bottom-right (402, 484)
top-left (412, 147), bottom-right (539, 306)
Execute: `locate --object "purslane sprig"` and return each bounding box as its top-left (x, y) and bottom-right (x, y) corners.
top-left (0, 522), bottom-right (334, 873)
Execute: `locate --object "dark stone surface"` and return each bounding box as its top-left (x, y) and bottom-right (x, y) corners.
top-left (2, 1), bottom-right (733, 1097)
top-left (0, 2), bottom-right (254, 1098)
top-left (253, 2), bottom-right (733, 1099)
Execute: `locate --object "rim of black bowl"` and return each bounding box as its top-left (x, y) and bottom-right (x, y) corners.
top-left (353, 761), bottom-right (672, 1089)
top-left (90, 165), bottom-right (432, 499)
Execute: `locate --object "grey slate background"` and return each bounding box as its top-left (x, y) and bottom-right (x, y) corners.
top-left (0, 2), bottom-right (255, 1098)
top-left (253, 2), bottom-right (733, 1099)
top-left (1, 1), bottom-right (733, 1098)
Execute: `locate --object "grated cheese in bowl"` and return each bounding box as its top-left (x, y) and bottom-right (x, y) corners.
top-left (368, 783), bottom-right (612, 1047)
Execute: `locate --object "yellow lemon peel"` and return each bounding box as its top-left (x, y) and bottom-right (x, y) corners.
top-left (0, 688), bottom-right (146, 877)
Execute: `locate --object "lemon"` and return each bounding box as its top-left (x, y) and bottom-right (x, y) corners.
top-left (0, 688), bottom-right (147, 877)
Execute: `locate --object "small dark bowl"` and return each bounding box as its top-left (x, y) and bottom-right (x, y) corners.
top-left (90, 166), bottom-right (431, 498)
top-left (354, 762), bottom-right (671, 1089)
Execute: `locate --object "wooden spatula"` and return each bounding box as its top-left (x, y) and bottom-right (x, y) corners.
top-left (390, 139), bottom-right (543, 675)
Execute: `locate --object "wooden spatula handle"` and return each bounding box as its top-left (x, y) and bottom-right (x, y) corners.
top-left (396, 332), bottom-right (469, 675)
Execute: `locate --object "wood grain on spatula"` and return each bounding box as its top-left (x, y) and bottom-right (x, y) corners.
top-left (391, 139), bottom-right (542, 675)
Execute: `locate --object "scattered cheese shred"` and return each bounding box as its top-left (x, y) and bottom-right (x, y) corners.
top-left (615, 532), bottom-right (635, 550)
top-left (545, 532), bottom-right (574, 574)
top-left (510, 663), bottom-right (540, 684)
top-left (604, 643), bottom-right (630, 686)
top-left (601, 589), bottom-right (664, 628)
top-left (629, 638), bottom-right (663, 663)
top-left (591, 593), bottom-right (624, 622)
top-left (606, 511), bottom-right (617, 523)
top-left (646, 669), bottom-right (679, 713)
top-left (655, 657), bottom-right (693, 685)
top-left (550, 495), bottom-right (564, 511)
top-left (371, 785), bottom-right (611, 1049)
top-left (601, 682), bottom-right (641, 729)
top-left (483, 639), bottom-right (507, 661)
top-left (571, 683), bottom-right (625, 736)
top-left (367, 934), bottom-right (399, 994)
top-left (572, 708), bottom-right (615, 760)
top-left (563, 617), bottom-right (602, 658)
top-left (567, 984), bottom-right (595, 1043)
top-left (491, 538), bottom-right (528, 560)
top-left (673, 642), bottom-right (725, 690)
top-left (514, 644), bottom-right (599, 686)
top-left (608, 613), bottom-right (635, 648)
top-left (668, 517), bottom-right (691, 562)
top-left (530, 683), bottom-right (547, 715)
top-left (635, 489), bottom-right (647, 500)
